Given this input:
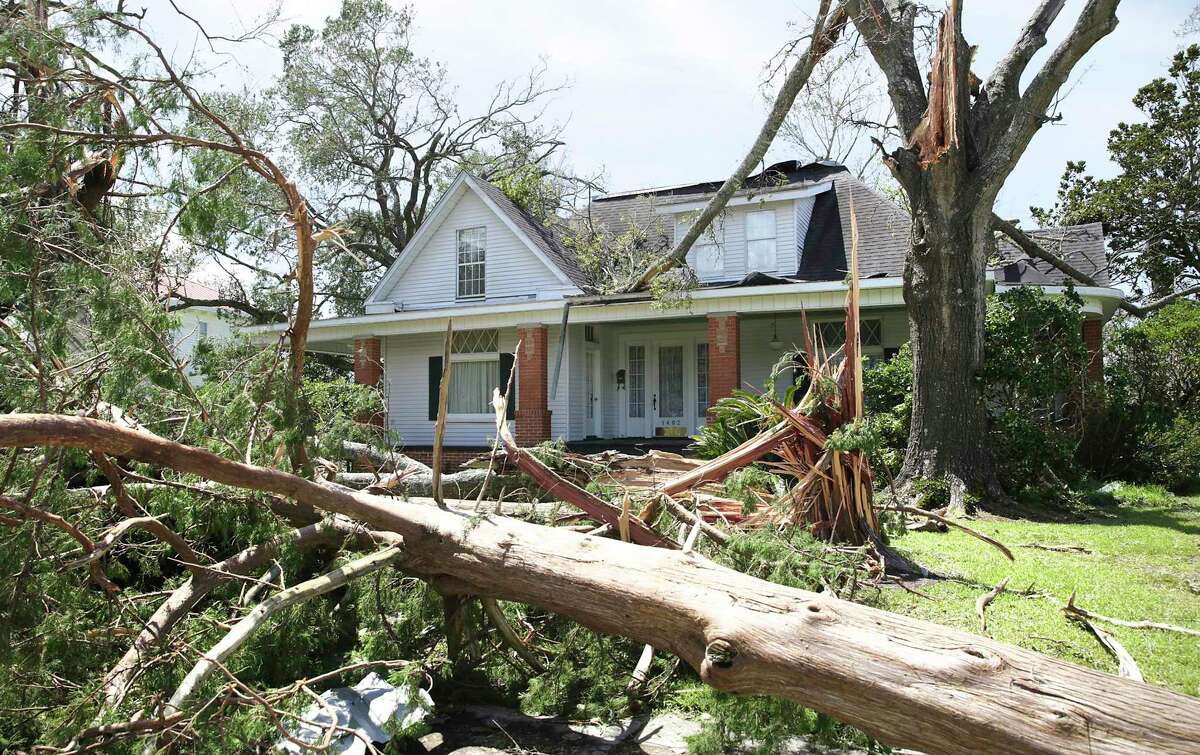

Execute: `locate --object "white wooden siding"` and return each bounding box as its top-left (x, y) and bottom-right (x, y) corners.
top-left (379, 189), bottom-right (573, 310)
top-left (740, 308), bottom-right (909, 394)
top-left (675, 199), bottom-right (796, 281)
top-left (382, 325), bottom-right (570, 447)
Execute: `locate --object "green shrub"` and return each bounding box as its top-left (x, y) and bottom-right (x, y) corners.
top-left (861, 287), bottom-right (1091, 497)
top-left (1137, 412), bottom-right (1200, 492)
top-left (1090, 301), bottom-right (1200, 490)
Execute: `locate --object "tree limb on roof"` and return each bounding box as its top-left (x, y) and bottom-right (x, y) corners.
top-left (619, 1), bottom-right (849, 293)
top-left (991, 213), bottom-right (1199, 317)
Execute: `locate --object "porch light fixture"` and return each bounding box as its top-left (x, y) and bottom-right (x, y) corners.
top-left (768, 315), bottom-right (783, 350)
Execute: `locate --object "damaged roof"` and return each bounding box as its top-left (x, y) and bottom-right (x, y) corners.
top-left (471, 161), bottom-right (1110, 292)
top-left (994, 222), bottom-right (1109, 287)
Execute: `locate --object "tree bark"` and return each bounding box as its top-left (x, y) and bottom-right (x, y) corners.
top-left (899, 184), bottom-right (998, 512)
top-left (841, 1), bottom-right (1123, 510)
top-left (4, 414), bottom-right (1199, 754)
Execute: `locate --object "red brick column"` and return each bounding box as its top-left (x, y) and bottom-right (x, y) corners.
top-left (707, 313), bottom-right (740, 415)
top-left (1082, 319), bottom-right (1103, 385)
top-left (515, 325), bottom-right (551, 445)
top-left (353, 336), bottom-right (385, 426)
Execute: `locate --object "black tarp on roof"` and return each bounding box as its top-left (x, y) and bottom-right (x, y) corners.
top-left (796, 184), bottom-right (846, 281)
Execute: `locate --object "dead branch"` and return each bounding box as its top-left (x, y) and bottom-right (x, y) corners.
top-left (165, 544), bottom-right (403, 715)
top-left (1065, 593), bottom-right (1200, 638)
top-left (1064, 596), bottom-right (1145, 683)
top-left (886, 504), bottom-right (1014, 561)
top-left (975, 576), bottom-right (1009, 634)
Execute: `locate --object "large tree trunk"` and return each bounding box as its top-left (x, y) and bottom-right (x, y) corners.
top-left (3, 414), bottom-right (1199, 755)
top-left (899, 181), bottom-right (998, 512)
top-left (847, 0), bottom-right (1122, 512)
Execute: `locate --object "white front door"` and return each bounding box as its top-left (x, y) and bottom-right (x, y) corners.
top-left (654, 342), bottom-right (687, 436)
top-left (623, 341), bottom-right (650, 437)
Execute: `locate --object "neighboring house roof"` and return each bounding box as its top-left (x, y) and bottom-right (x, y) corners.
top-left (993, 222), bottom-right (1109, 287)
top-left (161, 276), bottom-right (220, 301)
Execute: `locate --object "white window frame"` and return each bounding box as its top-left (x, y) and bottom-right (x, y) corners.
top-left (676, 214), bottom-right (724, 278)
top-left (446, 352), bottom-right (500, 421)
top-left (456, 226), bottom-right (486, 300)
top-left (809, 318), bottom-right (885, 363)
top-left (745, 209), bottom-right (777, 272)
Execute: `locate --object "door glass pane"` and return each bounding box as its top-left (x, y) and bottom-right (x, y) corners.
top-left (658, 345), bottom-right (684, 419)
top-left (696, 343), bottom-right (709, 421)
top-left (628, 345), bottom-right (644, 418)
top-left (585, 351), bottom-right (595, 420)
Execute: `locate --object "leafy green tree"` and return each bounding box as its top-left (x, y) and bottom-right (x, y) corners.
top-left (1034, 45), bottom-right (1200, 301)
top-left (274, 0), bottom-right (598, 312)
top-left (1093, 301), bottom-right (1200, 489)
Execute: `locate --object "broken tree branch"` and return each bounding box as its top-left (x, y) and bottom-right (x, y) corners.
top-left (4, 414), bottom-right (1200, 754)
top-left (1065, 593), bottom-right (1200, 638)
top-left (992, 213), bottom-right (1200, 316)
top-left (620, 0), bottom-right (848, 292)
top-left (165, 543), bottom-right (404, 715)
top-left (1065, 596), bottom-right (1145, 683)
top-left (481, 598), bottom-right (546, 674)
top-left (976, 576), bottom-right (1010, 634)
top-left (490, 391), bottom-right (678, 549)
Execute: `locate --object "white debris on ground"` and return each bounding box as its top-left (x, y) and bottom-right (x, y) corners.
top-left (277, 671), bottom-right (433, 754)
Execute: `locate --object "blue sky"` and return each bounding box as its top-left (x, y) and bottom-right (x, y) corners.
top-left (162, 0), bottom-right (1196, 224)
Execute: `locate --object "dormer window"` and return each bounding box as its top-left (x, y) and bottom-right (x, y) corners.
top-left (457, 227), bottom-right (486, 299)
top-left (676, 215), bottom-right (724, 277)
top-left (745, 210), bottom-right (776, 272)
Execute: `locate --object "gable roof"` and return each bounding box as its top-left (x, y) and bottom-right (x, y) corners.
top-left (367, 172), bottom-right (582, 304)
top-left (468, 177), bottom-right (591, 289)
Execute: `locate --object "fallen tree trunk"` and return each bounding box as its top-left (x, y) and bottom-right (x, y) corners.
top-left (3, 414), bottom-right (1199, 754)
top-left (333, 468), bottom-right (520, 500)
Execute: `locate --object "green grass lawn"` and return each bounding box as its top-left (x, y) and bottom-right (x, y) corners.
top-left (880, 483), bottom-right (1200, 697)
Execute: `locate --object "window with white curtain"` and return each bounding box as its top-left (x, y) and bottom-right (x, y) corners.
top-left (449, 328), bottom-right (499, 415)
top-left (745, 209), bottom-right (776, 272)
top-left (448, 358), bottom-right (499, 415)
top-left (676, 215), bottom-right (724, 277)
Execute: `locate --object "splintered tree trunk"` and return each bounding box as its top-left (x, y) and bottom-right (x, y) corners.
top-left (899, 190), bottom-right (998, 512)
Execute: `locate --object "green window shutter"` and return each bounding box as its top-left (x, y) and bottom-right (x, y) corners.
top-left (428, 356), bottom-right (442, 421)
top-left (499, 352), bottom-right (516, 420)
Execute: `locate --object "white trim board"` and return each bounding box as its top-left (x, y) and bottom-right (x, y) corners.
top-left (652, 181), bottom-right (833, 214)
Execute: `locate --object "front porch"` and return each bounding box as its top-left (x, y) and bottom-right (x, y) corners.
top-left (261, 276), bottom-right (1123, 458)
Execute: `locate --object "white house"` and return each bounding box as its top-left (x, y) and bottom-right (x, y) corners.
top-left (252, 161), bottom-right (1123, 466)
top-left (165, 278), bottom-right (233, 385)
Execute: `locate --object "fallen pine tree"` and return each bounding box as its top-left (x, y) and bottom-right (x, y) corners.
top-left (2, 412), bottom-right (1198, 754)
